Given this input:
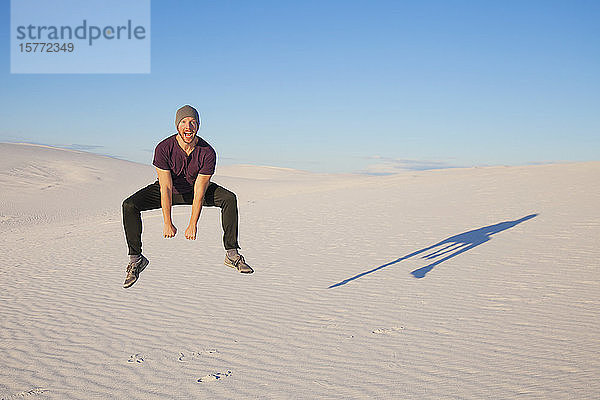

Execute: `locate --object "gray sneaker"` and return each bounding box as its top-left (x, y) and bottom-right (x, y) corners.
top-left (123, 255), bottom-right (149, 288)
top-left (224, 253), bottom-right (254, 274)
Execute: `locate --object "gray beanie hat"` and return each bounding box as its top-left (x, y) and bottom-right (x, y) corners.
top-left (175, 105), bottom-right (201, 129)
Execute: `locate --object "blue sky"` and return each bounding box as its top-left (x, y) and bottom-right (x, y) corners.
top-left (1, 0), bottom-right (599, 173)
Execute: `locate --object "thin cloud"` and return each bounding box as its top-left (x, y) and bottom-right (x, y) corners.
top-left (63, 144), bottom-right (105, 151)
top-left (359, 156), bottom-right (464, 175)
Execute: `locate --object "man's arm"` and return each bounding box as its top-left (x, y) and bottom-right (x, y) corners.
top-left (156, 167), bottom-right (177, 238)
top-left (185, 174), bottom-right (212, 240)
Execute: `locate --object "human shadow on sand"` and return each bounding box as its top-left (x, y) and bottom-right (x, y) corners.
top-left (328, 214), bottom-right (537, 288)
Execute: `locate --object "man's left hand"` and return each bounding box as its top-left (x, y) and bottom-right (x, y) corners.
top-left (185, 224), bottom-right (197, 240)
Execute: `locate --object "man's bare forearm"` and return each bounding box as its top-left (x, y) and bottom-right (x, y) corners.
top-left (189, 175), bottom-right (211, 227)
top-left (155, 167), bottom-right (175, 227)
top-left (160, 185), bottom-right (173, 224)
top-left (189, 194), bottom-right (203, 227)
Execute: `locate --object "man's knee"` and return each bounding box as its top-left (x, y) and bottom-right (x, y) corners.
top-left (122, 197), bottom-right (137, 214)
top-left (222, 190), bottom-right (237, 207)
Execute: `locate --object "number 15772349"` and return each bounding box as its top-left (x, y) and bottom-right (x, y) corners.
top-left (19, 42), bottom-right (74, 52)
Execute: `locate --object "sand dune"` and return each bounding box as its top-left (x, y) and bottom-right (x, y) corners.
top-left (0, 143), bottom-right (155, 229)
top-left (1, 143), bottom-right (599, 399)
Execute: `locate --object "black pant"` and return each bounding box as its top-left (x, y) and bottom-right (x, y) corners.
top-left (122, 181), bottom-right (239, 255)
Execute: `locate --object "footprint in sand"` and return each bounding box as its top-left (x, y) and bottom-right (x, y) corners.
top-left (372, 326), bottom-right (405, 335)
top-left (197, 370), bottom-right (232, 383)
top-left (127, 353), bottom-right (144, 363)
top-left (178, 349), bottom-right (219, 362)
top-left (1, 388), bottom-right (48, 399)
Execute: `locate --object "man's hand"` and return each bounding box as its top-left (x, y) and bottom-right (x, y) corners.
top-left (163, 223), bottom-right (177, 238)
top-left (185, 224), bottom-right (197, 240)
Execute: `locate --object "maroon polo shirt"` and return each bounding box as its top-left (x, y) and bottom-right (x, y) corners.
top-left (152, 134), bottom-right (216, 194)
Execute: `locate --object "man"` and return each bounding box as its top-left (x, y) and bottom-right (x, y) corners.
top-left (122, 105), bottom-right (253, 288)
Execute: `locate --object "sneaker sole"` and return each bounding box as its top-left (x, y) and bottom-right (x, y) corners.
top-left (224, 260), bottom-right (254, 274)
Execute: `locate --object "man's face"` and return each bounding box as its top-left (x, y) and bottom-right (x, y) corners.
top-left (177, 116), bottom-right (199, 144)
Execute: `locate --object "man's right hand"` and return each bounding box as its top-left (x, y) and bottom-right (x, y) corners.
top-left (163, 223), bottom-right (177, 238)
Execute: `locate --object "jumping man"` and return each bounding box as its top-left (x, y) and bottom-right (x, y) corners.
top-left (122, 105), bottom-right (253, 288)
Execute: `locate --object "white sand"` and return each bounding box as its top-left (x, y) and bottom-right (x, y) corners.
top-left (1, 142), bottom-right (599, 399)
